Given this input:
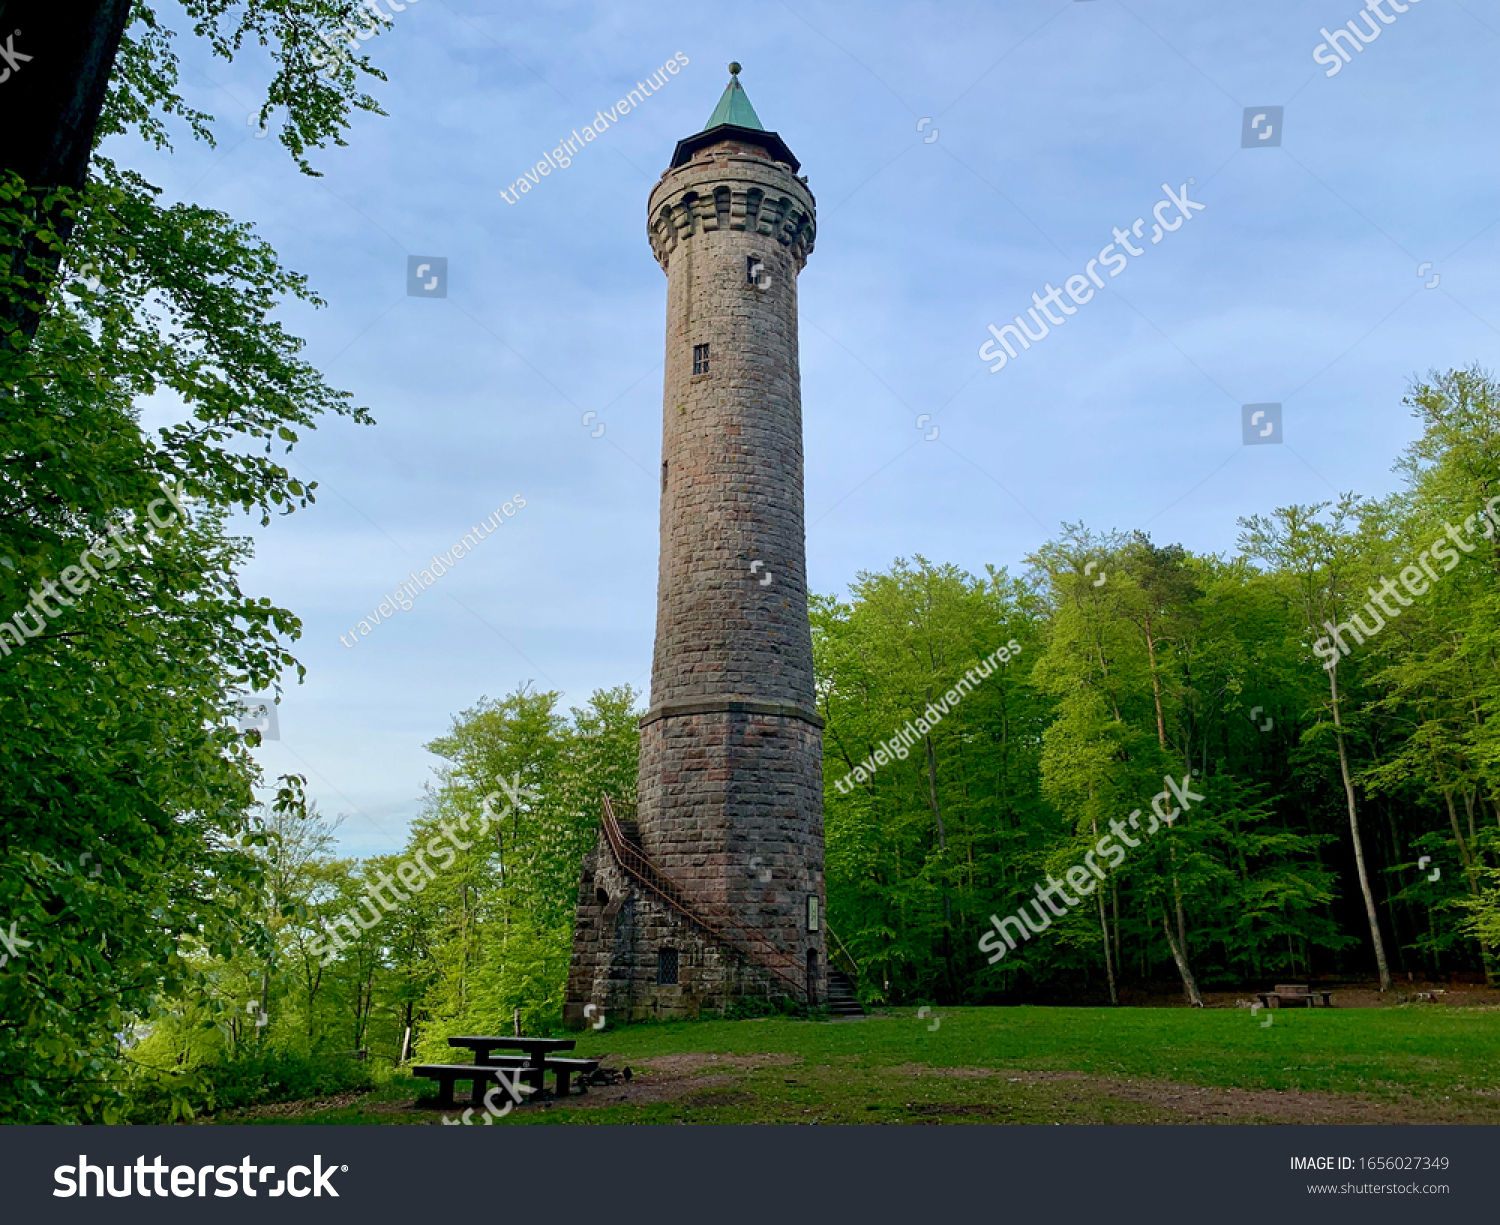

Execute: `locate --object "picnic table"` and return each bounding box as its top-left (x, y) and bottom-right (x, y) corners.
top-left (1256, 983), bottom-right (1333, 1009)
top-left (450, 1035), bottom-right (575, 1076)
top-left (449, 1036), bottom-right (601, 1096)
top-left (411, 1062), bottom-right (529, 1108)
top-left (414, 1036), bottom-right (602, 1108)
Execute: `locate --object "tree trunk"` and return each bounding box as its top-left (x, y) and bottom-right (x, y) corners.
top-left (0, 0), bottom-right (133, 349)
top-left (1112, 880), bottom-right (1121, 980)
top-left (922, 731), bottom-right (956, 991)
top-left (1328, 666), bottom-right (1392, 990)
top-left (1446, 790), bottom-right (1496, 985)
top-left (1172, 856), bottom-right (1188, 960)
top-left (1161, 910), bottom-right (1203, 1006)
top-left (1090, 817), bottom-right (1118, 1005)
top-left (1098, 892), bottom-right (1118, 1005)
top-left (1144, 618), bottom-right (1169, 753)
top-left (1381, 801), bottom-right (1407, 976)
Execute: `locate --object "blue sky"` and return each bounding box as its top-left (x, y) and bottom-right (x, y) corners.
top-left (118, 0), bottom-right (1500, 857)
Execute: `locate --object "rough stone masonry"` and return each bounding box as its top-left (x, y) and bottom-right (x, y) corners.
top-left (563, 65), bottom-right (825, 1025)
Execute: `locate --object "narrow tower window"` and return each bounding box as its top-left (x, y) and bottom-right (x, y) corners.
top-left (807, 894), bottom-right (820, 932)
top-left (693, 343), bottom-right (710, 374)
top-left (657, 947), bottom-right (679, 985)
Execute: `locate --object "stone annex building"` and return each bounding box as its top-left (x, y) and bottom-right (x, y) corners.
top-left (563, 67), bottom-right (860, 1025)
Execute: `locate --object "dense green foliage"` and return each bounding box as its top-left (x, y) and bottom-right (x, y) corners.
top-left (125, 687), bottom-right (639, 1117)
top-left (818, 367), bottom-right (1500, 1006)
top-left (0, 3), bottom-right (387, 1123)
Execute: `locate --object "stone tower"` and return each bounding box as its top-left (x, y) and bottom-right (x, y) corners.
top-left (564, 65), bottom-right (824, 1024)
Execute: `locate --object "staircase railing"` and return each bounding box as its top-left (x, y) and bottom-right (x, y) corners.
top-left (600, 796), bottom-right (808, 1000)
top-left (825, 923), bottom-right (861, 984)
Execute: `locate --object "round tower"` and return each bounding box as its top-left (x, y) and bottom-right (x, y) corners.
top-left (641, 65), bottom-right (823, 999)
top-left (564, 66), bottom-right (824, 1021)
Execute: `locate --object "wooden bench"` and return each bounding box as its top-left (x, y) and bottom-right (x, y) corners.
top-left (412, 1059), bottom-right (532, 1108)
top-left (1256, 983), bottom-right (1333, 1009)
top-left (542, 1056), bottom-right (602, 1097)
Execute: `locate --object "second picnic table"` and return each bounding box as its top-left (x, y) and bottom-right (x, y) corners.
top-left (448, 1035), bottom-right (577, 1096)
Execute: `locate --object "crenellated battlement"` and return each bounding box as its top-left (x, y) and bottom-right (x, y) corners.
top-left (647, 149), bottom-right (816, 272)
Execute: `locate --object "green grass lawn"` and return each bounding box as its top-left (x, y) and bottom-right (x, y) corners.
top-left (216, 1005), bottom-right (1500, 1126)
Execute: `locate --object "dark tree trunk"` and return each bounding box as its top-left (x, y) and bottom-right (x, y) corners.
top-left (0, 0), bottom-right (132, 348)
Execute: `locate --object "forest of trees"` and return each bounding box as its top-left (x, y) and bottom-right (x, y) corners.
top-left (817, 367), bottom-right (1500, 1008)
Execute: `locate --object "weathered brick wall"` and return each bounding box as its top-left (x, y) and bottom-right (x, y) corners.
top-left (563, 833), bottom-right (802, 1025)
top-left (636, 710), bottom-right (824, 964)
top-left (644, 146), bottom-right (816, 710)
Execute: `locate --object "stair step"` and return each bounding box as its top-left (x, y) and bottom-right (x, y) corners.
top-left (825, 966), bottom-right (866, 1016)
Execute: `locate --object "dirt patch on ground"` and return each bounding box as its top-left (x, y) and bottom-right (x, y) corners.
top-left (368, 1097), bottom-right (443, 1117)
top-left (683, 1087), bottom-right (757, 1108)
top-left (1131, 978), bottom-right (1500, 1010)
top-left (632, 1052), bottom-right (802, 1074)
top-left (908, 1103), bottom-right (1001, 1118)
top-left (221, 1090), bottom-right (368, 1120)
top-left (893, 1063), bottom-right (1484, 1124)
top-left (522, 1054), bottom-right (800, 1113)
top-left (895, 1064), bottom-right (1087, 1083)
top-left (1076, 1077), bottom-right (1472, 1124)
top-left (386, 1044), bottom-right (1493, 1124)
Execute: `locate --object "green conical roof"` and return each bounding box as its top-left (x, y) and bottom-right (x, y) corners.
top-left (704, 63), bottom-right (763, 131)
top-left (669, 61), bottom-right (799, 172)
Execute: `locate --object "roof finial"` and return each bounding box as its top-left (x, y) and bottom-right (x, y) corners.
top-left (728, 61), bottom-right (742, 77)
top-left (703, 64), bottom-right (763, 131)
